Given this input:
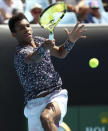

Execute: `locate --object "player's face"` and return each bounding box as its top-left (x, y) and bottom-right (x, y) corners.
top-left (13, 19), bottom-right (33, 45)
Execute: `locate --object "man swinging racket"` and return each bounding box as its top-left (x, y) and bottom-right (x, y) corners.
top-left (8, 13), bottom-right (87, 131)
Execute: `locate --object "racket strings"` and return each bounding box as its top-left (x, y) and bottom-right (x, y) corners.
top-left (39, 2), bottom-right (67, 32)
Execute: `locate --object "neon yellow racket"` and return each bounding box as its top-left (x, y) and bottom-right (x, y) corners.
top-left (39, 2), bottom-right (67, 40)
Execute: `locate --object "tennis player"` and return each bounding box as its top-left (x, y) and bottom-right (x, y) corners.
top-left (8, 13), bottom-right (86, 131)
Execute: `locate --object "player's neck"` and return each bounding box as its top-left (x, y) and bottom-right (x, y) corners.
top-left (19, 40), bottom-right (37, 48)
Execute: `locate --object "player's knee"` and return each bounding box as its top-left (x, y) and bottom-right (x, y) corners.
top-left (40, 112), bottom-right (53, 127)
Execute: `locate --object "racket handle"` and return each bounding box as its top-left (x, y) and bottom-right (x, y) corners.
top-left (49, 32), bottom-right (54, 40)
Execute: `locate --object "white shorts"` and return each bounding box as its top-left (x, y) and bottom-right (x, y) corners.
top-left (24, 89), bottom-right (68, 131)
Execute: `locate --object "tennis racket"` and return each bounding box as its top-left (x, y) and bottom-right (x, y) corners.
top-left (39, 2), bottom-right (67, 40)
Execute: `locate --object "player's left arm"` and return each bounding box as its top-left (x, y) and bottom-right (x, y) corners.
top-left (50, 22), bottom-right (87, 58)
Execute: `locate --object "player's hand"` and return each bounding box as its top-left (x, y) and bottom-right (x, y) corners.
top-left (43, 39), bottom-right (55, 50)
top-left (64, 21), bottom-right (87, 43)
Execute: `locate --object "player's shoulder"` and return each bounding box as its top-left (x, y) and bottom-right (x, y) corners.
top-left (16, 44), bottom-right (27, 50)
top-left (15, 44), bottom-right (33, 55)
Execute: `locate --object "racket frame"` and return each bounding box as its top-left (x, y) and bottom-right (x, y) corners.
top-left (39, 2), bottom-right (67, 40)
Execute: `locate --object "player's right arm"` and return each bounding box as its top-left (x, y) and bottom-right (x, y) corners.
top-left (25, 22), bottom-right (87, 64)
top-left (24, 39), bottom-right (54, 64)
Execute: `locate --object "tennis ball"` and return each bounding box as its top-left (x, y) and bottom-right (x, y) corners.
top-left (89, 58), bottom-right (99, 68)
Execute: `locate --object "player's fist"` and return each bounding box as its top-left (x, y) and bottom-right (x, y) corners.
top-left (43, 39), bottom-right (55, 50)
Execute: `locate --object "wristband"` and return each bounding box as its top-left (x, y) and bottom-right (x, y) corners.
top-left (64, 39), bottom-right (75, 52)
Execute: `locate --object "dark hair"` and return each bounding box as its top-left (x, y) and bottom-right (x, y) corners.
top-left (8, 13), bottom-right (29, 33)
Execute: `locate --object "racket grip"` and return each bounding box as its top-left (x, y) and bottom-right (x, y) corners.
top-left (49, 32), bottom-right (54, 40)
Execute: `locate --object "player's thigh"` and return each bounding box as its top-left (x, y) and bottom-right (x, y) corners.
top-left (40, 101), bottom-right (61, 124)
